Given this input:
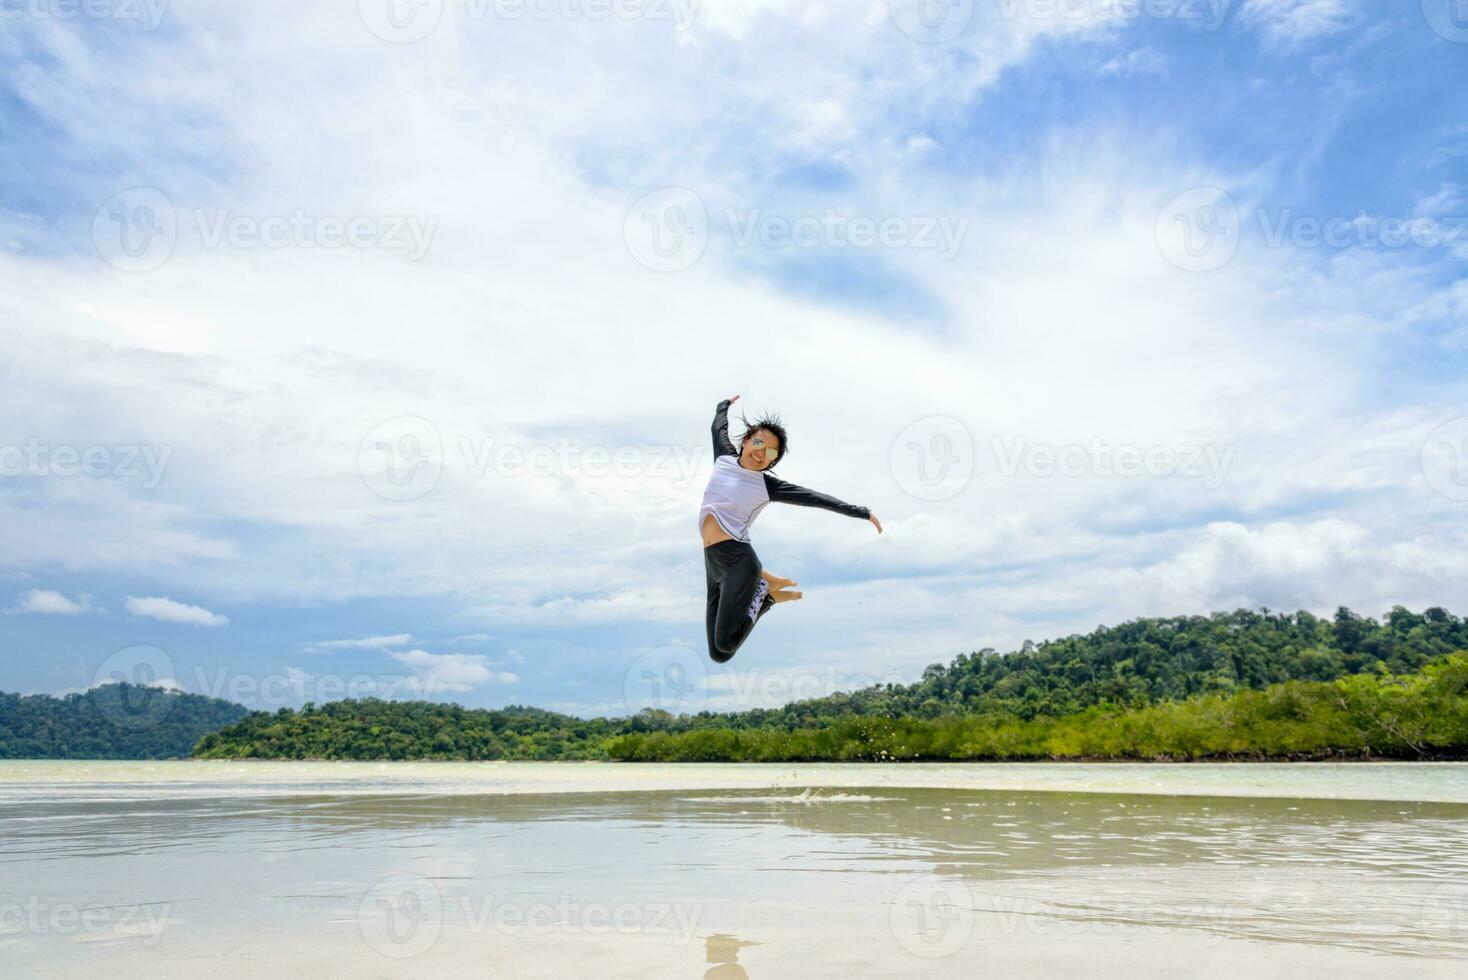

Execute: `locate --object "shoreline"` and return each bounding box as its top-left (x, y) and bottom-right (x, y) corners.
top-left (4, 759), bottom-right (1467, 805)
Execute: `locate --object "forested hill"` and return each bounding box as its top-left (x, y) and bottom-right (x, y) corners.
top-left (192, 606), bottom-right (1468, 761)
top-left (5, 607), bottom-right (1463, 760)
top-left (0, 683), bottom-right (252, 759)
top-left (708, 606), bottom-right (1468, 728)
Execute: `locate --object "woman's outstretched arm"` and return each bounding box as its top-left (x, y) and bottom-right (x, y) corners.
top-left (711, 395), bottom-right (739, 458)
top-left (763, 473), bottom-right (882, 532)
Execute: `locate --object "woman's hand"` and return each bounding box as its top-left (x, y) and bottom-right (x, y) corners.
top-left (869, 514), bottom-right (883, 534)
top-left (727, 394), bottom-right (741, 405)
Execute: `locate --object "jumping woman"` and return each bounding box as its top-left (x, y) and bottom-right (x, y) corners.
top-left (699, 395), bottom-right (882, 663)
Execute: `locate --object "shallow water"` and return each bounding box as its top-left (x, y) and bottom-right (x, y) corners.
top-left (3, 762), bottom-right (1467, 978)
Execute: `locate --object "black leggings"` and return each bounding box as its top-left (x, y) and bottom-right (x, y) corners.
top-left (704, 540), bottom-right (774, 663)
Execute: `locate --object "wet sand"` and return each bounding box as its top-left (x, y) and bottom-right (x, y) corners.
top-left (4, 759), bottom-right (1468, 802)
top-left (3, 763), bottom-right (1467, 977)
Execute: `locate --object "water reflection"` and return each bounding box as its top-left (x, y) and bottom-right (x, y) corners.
top-left (3, 787), bottom-right (1467, 966)
top-left (704, 933), bottom-right (755, 979)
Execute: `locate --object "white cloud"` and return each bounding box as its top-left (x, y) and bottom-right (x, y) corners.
top-left (124, 595), bottom-right (230, 627)
top-left (304, 633), bottom-right (413, 652)
top-left (1238, 0), bottom-right (1360, 48)
top-left (9, 589), bottom-right (99, 615)
top-left (1099, 47), bottom-right (1169, 78)
top-left (389, 650), bottom-right (517, 694)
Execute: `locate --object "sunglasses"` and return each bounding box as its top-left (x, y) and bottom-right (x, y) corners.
top-left (751, 438), bottom-right (780, 462)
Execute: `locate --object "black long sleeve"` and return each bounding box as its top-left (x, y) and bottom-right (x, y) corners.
top-left (711, 400), bottom-right (738, 458)
top-left (763, 473), bottom-right (870, 520)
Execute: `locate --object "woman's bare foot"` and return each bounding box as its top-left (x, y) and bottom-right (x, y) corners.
top-left (761, 570), bottom-right (796, 591)
top-left (770, 588), bottom-right (803, 603)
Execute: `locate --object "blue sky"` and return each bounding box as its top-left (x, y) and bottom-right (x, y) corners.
top-left (1, 0), bottom-right (1466, 716)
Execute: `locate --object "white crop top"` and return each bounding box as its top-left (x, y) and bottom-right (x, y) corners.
top-left (697, 400), bottom-right (870, 543)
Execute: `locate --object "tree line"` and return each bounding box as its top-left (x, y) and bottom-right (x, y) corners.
top-left (190, 606), bottom-right (1468, 762)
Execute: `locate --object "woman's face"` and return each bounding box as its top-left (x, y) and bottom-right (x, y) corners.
top-left (740, 428), bottom-right (781, 471)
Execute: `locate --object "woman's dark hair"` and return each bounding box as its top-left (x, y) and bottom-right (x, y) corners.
top-left (738, 412), bottom-right (788, 469)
